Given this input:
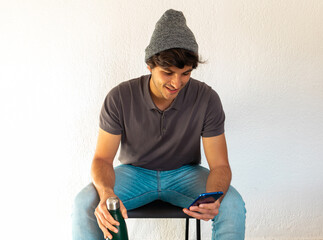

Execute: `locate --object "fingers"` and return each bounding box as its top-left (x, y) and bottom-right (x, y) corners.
top-left (199, 200), bottom-right (220, 210)
top-left (95, 213), bottom-right (114, 239)
top-left (183, 201), bottom-right (220, 221)
top-left (183, 208), bottom-right (215, 221)
top-left (94, 201), bottom-right (119, 239)
top-left (97, 201), bottom-right (120, 226)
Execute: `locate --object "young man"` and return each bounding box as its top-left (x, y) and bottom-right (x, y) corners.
top-left (72, 9), bottom-right (246, 240)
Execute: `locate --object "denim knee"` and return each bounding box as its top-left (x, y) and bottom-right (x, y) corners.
top-left (72, 183), bottom-right (99, 221)
top-left (72, 184), bottom-right (103, 240)
top-left (212, 186), bottom-right (246, 239)
top-left (221, 186), bottom-right (246, 213)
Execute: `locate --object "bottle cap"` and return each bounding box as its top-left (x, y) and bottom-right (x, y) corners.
top-left (106, 197), bottom-right (120, 210)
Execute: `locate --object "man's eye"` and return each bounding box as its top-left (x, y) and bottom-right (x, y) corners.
top-left (164, 72), bottom-right (172, 76)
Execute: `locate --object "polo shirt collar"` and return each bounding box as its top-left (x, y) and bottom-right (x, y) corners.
top-left (143, 74), bottom-right (190, 111)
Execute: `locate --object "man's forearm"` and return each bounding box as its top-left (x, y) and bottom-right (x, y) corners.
top-left (91, 158), bottom-right (116, 200)
top-left (206, 166), bottom-right (232, 201)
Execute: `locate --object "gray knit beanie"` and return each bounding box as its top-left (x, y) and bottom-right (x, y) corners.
top-left (145, 9), bottom-right (198, 61)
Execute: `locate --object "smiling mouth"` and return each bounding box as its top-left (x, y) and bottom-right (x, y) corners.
top-left (165, 86), bottom-right (179, 94)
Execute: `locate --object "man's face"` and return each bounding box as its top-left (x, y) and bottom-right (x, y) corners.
top-left (148, 65), bottom-right (193, 105)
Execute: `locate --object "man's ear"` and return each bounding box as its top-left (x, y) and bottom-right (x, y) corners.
top-left (147, 65), bottom-right (152, 73)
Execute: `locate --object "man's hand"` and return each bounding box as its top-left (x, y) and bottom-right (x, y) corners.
top-left (183, 200), bottom-right (220, 221)
top-left (94, 196), bottom-right (128, 239)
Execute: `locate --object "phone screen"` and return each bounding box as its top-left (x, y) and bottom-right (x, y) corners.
top-left (188, 192), bottom-right (223, 209)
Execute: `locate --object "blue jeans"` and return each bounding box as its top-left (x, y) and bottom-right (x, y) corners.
top-left (72, 164), bottom-right (246, 239)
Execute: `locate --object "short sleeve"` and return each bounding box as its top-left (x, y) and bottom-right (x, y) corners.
top-left (99, 86), bottom-right (123, 135)
top-left (201, 90), bottom-right (225, 137)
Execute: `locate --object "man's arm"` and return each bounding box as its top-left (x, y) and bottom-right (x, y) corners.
top-left (183, 133), bottom-right (231, 221)
top-left (91, 128), bottom-right (125, 239)
top-left (203, 133), bottom-right (231, 200)
top-left (91, 128), bottom-right (120, 199)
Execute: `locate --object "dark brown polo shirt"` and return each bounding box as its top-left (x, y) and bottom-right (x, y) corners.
top-left (99, 74), bottom-right (225, 170)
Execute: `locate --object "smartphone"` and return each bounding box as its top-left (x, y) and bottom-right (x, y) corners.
top-left (188, 191), bottom-right (223, 209)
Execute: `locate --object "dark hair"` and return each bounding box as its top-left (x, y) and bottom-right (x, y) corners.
top-left (145, 48), bottom-right (204, 69)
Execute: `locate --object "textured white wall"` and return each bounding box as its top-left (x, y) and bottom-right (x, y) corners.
top-left (1, 0), bottom-right (322, 239)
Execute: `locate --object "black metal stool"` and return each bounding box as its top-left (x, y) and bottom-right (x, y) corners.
top-left (127, 200), bottom-right (201, 240)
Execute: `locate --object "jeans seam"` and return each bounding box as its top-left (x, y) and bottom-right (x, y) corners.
top-left (157, 171), bottom-right (161, 197)
top-left (122, 190), bottom-right (158, 204)
top-left (161, 189), bottom-right (195, 201)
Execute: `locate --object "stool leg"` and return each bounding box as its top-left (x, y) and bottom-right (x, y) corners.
top-left (196, 219), bottom-right (201, 240)
top-left (185, 218), bottom-right (189, 240)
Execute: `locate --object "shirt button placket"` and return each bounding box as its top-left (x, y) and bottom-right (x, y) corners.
top-left (161, 112), bottom-right (166, 135)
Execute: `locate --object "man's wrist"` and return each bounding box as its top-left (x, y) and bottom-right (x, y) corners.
top-left (93, 184), bottom-right (115, 200)
top-left (100, 189), bottom-right (115, 199)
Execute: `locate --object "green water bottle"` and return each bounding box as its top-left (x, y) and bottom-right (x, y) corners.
top-left (106, 197), bottom-right (129, 240)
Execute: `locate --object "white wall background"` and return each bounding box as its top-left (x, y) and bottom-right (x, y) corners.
top-left (1, 0), bottom-right (322, 239)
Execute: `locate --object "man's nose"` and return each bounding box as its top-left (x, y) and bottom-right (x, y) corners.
top-left (171, 75), bottom-right (182, 89)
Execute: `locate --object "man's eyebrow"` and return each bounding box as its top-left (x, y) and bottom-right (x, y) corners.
top-left (162, 68), bottom-right (173, 73)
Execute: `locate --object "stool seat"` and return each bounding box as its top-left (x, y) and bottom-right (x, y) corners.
top-left (127, 200), bottom-right (201, 240)
top-left (127, 200), bottom-right (192, 218)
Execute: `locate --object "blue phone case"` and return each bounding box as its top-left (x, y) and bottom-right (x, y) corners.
top-left (188, 191), bottom-right (223, 209)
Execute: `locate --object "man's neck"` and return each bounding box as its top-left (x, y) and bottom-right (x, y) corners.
top-left (155, 100), bottom-right (172, 112)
